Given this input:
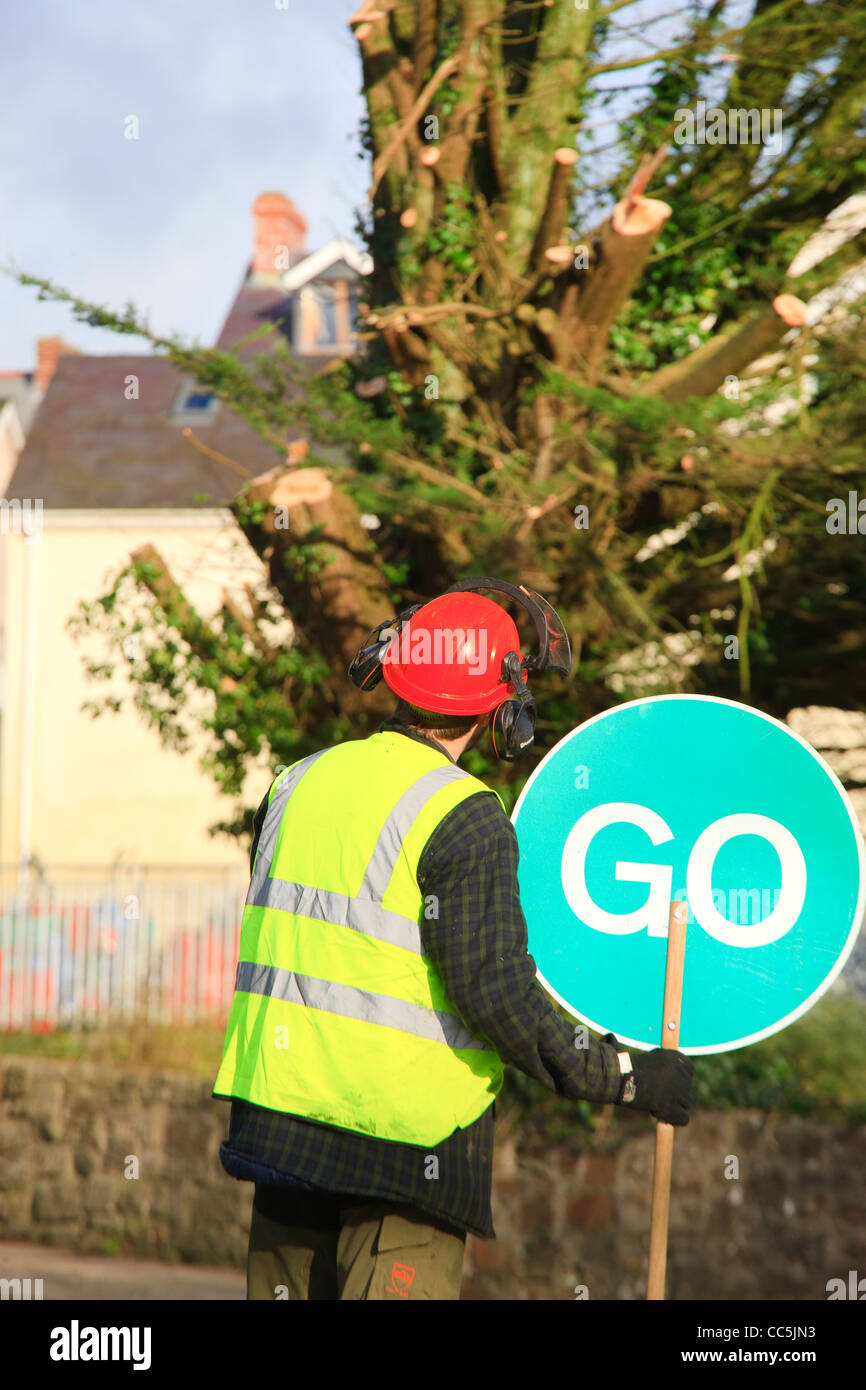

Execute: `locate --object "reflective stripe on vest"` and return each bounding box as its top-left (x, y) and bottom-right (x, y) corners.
top-left (234, 962), bottom-right (486, 1051)
top-left (213, 732), bottom-right (506, 1145)
top-left (248, 748), bottom-right (330, 890)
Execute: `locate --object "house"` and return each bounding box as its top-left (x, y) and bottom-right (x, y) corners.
top-left (1, 192), bottom-right (370, 876)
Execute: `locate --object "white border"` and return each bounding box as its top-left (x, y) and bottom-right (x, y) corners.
top-left (511, 694), bottom-right (866, 1054)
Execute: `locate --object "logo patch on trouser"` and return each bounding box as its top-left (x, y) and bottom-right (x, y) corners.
top-left (386, 1261), bottom-right (416, 1297)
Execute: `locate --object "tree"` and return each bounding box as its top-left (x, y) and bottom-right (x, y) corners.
top-left (10, 0), bottom-right (866, 844)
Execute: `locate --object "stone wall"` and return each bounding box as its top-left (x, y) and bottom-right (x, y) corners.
top-left (465, 1112), bottom-right (866, 1300)
top-left (2, 1055), bottom-right (863, 1299)
top-left (786, 707), bottom-right (866, 996)
top-left (0, 1057), bottom-right (250, 1268)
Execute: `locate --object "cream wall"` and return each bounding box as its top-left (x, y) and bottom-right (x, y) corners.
top-left (0, 510), bottom-right (284, 869)
top-left (0, 401), bottom-right (26, 498)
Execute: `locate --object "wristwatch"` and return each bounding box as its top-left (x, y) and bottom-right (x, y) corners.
top-left (616, 1048), bottom-right (636, 1104)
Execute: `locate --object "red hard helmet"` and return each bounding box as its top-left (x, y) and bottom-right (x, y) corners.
top-left (380, 591), bottom-right (523, 716)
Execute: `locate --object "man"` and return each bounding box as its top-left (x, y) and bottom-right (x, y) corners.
top-left (212, 579), bottom-right (694, 1300)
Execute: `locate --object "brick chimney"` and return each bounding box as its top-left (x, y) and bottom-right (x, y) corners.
top-left (35, 336), bottom-right (82, 393)
top-left (252, 192), bottom-right (307, 281)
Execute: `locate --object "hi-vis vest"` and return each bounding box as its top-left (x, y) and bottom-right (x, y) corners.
top-left (214, 730), bottom-right (506, 1147)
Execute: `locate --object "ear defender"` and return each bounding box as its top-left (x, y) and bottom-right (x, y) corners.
top-left (490, 651), bottom-right (537, 762)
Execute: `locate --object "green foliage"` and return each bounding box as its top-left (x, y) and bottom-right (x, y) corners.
top-left (234, 495), bottom-right (270, 527)
top-left (422, 183), bottom-right (476, 280)
top-left (0, 1022), bottom-right (230, 1077)
top-left (694, 992), bottom-right (866, 1122)
top-left (65, 559), bottom-right (331, 843)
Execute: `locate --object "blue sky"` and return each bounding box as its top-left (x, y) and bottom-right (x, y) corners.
top-left (1, 1), bottom-right (720, 371)
top-left (1, 0), bottom-right (369, 366)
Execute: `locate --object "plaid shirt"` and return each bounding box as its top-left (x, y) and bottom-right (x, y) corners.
top-left (214, 718), bottom-right (624, 1239)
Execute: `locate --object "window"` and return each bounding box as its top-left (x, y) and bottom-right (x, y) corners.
top-left (348, 285), bottom-right (361, 336)
top-left (313, 285), bottom-right (337, 347)
top-left (295, 274), bottom-right (359, 353)
top-left (171, 381), bottom-right (221, 425)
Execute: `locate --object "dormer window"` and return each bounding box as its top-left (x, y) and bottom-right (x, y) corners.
top-left (280, 238), bottom-right (372, 355)
top-left (296, 280), bottom-right (359, 353)
top-left (171, 382), bottom-right (221, 425)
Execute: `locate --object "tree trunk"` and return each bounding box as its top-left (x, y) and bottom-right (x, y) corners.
top-left (240, 465), bottom-right (395, 714)
top-left (568, 194), bottom-right (673, 380)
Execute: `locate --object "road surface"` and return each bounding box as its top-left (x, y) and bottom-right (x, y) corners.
top-left (0, 1241), bottom-right (245, 1300)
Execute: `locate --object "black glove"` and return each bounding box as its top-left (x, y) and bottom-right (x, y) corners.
top-left (602, 1033), bottom-right (695, 1126)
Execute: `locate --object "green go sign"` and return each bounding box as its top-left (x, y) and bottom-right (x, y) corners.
top-left (512, 696), bottom-right (865, 1054)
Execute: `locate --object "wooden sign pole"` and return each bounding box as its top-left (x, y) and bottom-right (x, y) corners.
top-left (646, 899), bottom-right (688, 1301)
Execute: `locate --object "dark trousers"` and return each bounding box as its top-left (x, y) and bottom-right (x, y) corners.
top-left (247, 1185), bottom-right (467, 1300)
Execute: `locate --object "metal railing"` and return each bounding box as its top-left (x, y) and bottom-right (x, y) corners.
top-left (0, 865), bottom-right (247, 1031)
